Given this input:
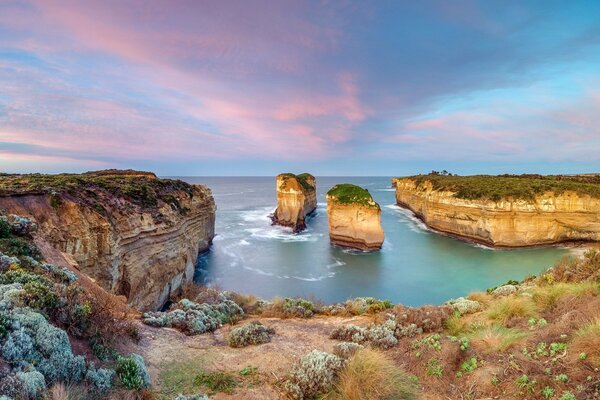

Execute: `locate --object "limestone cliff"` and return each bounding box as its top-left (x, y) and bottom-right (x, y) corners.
top-left (326, 184), bottom-right (384, 251)
top-left (0, 170), bottom-right (215, 310)
top-left (272, 173), bottom-right (317, 232)
top-left (393, 176), bottom-right (600, 247)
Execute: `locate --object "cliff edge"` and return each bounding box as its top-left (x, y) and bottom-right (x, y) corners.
top-left (393, 174), bottom-right (600, 247)
top-left (272, 173), bottom-right (317, 232)
top-left (0, 170), bottom-right (215, 310)
top-left (326, 184), bottom-right (384, 251)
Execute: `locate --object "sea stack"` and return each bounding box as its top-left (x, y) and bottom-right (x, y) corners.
top-left (326, 184), bottom-right (384, 251)
top-left (272, 173), bottom-right (317, 233)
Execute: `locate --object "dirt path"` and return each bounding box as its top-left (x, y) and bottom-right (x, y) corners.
top-left (132, 315), bottom-right (372, 399)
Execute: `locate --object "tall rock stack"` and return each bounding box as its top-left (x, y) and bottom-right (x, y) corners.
top-left (272, 173), bottom-right (317, 233)
top-left (326, 184), bottom-right (384, 251)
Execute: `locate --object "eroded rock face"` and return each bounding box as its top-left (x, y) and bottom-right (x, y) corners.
top-left (0, 170), bottom-right (215, 310)
top-left (326, 184), bottom-right (384, 251)
top-left (272, 173), bottom-right (317, 232)
top-left (393, 177), bottom-right (600, 247)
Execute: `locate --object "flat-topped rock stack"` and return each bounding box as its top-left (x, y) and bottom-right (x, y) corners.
top-left (272, 173), bottom-right (317, 233)
top-left (326, 184), bottom-right (384, 251)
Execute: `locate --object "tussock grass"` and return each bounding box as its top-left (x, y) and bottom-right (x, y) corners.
top-left (50, 383), bottom-right (89, 400)
top-left (469, 325), bottom-right (529, 352)
top-left (571, 318), bottom-right (600, 366)
top-left (466, 291), bottom-right (493, 307)
top-left (486, 296), bottom-right (538, 325)
top-left (531, 281), bottom-right (599, 310)
top-left (326, 348), bottom-right (418, 400)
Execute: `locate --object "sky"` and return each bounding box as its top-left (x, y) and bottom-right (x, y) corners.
top-left (1, 0), bottom-right (600, 176)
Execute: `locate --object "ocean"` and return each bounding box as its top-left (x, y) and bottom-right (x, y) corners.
top-left (178, 176), bottom-right (568, 306)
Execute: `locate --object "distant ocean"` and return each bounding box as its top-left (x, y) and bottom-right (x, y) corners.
top-left (177, 177), bottom-right (568, 306)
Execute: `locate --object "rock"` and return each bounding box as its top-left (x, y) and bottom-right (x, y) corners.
top-left (447, 297), bottom-right (481, 314)
top-left (392, 176), bottom-right (600, 247)
top-left (326, 184), bottom-right (384, 251)
top-left (272, 173), bottom-right (316, 232)
top-left (0, 170), bottom-right (216, 311)
top-left (492, 284), bottom-right (518, 296)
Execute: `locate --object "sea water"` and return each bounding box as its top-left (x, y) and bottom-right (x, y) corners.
top-left (178, 177), bottom-right (568, 306)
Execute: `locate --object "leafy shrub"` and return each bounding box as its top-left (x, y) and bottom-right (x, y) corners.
top-left (330, 320), bottom-right (398, 349)
top-left (227, 321), bottom-right (275, 348)
top-left (143, 295), bottom-right (244, 335)
top-left (116, 354), bottom-right (151, 390)
top-left (0, 237), bottom-right (40, 259)
top-left (0, 219), bottom-right (10, 239)
top-left (283, 297), bottom-right (315, 318)
top-left (17, 370), bottom-right (46, 398)
top-left (394, 304), bottom-right (453, 332)
top-left (194, 370), bottom-right (238, 394)
top-left (284, 350), bottom-right (345, 400)
top-left (0, 368), bottom-right (26, 398)
top-left (22, 280), bottom-right (59, 310)
top-left (542, 386), bottom-right (555, 399)
top-left (333, 342), bottom-right (364, 359)
top-left (329, 348), bottom-right (418, 400)
top-left (85, 364), bottom-right (115, 392)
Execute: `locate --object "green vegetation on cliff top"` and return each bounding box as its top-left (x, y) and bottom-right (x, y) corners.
top-left (0, 169), bottom-right (199, 212)
top-left (327, 184), bottom-right (379, 208)
top-left (398, 173), bottom-right (600, 201)
top-left (278, 172), bottom-right (315, 191)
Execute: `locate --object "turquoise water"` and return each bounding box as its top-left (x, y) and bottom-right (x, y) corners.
top-left (180, 177), bottom-right (568, 306)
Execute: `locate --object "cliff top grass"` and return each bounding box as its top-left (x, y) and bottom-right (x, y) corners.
top-left (278, 173), bottom-right (315, 192)
top-left (397, 173), bottom-right (600, 201)
top-left (0, 169), bottom-right (199, 212)
top-left (326, 184), bottom-right (379, 208)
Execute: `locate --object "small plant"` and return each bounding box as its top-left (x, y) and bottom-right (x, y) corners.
top-left (542, 386), bottom-right (555, 399)
top-left (426, 358), bottom-right (443, 378)
top-left (227, 321), bottom-right (274, 348)
top-left (458, 336), bottom-right (469, 351)
top-left (116, 354), bottom-right (151, 390)
top-left (579, 352), bottom-right (587, 360)
top-left (491, 375), bottom-right (499, 386)
top-left (550, 342), bottom-right (567, 356)
top-left (516, 374), bottom-right (536, 394)
top-left (194, 370), bottom-right (238, 394)
top-left (459, 357), bottom-right (478, 374)
top-left (554, 374), bottom-right (568, 383)
top-left (283, 350), bottom-right (344, 400)
top-left (559, 392), bottom-right (576, 400)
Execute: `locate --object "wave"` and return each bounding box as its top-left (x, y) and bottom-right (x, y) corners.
top-left (239, 239), bottom-right (251, 246)
top-left (384, 204), bottom-right (430, 234)
top-left (239, 207), bottom-right (274, 223)
top-left (244, 227), bottom-right (320, 242)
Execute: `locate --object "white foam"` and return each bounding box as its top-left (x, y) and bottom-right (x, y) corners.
top-left (242, 265), bottom-right (275, 276)
top-left (384, 204), bottom-right (430, 234)
top-left (239, 207), bottom-right (274, 223)
top-left (244, 227), bottom-right (319, 242)
top-left (239, 239), bottom-right (251, 246)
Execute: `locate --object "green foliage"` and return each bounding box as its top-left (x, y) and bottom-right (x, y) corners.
top-left (426, 358), bottom-right (443, 377)
top-left (559, 392), bottom-right (576, 400)
top-left (554, 374), bottom-right (569, 383)
top-left (22, 281), bottom-right (59, 310)
top-left (516, 374), bottom-right (536, 393)
top-left (282, 297), bottom-right (315, 318)
top-left (194, 370), bottom-right (238, 394)
top-left (116, 354), bottom-right (151, 390)
top-left (579, 352), bottom-right (587, 360)
top-left (459, 357), bottom-right (478, 374)
top-left (400, 173), bottom-right (600, 201)
top-left (542, 386), bottom-right (555, 399)
top-left (0, 315), bottom-right (8, 339)
top-left (227, 321), bottom-right (275, 348)
top-left (326, 183), bottom-right (379, 208)
top-left (279, 173), bottom-right (315, 191)
top-left (0, 237), bottom-right (40, 259)
top-left (0, 220), bottom-right (10, 239)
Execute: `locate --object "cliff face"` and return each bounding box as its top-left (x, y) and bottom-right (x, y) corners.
top-left (0, 171), bottom-right (215, 310)
top-left (326, 184), bottom-right (384, 251)
top-left (393, 177), bottom-right (600, 247)
top-left (272, 173), bottom-right (317, 232)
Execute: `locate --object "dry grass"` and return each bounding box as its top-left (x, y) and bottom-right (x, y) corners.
top-left (486, 296), bottom-right (538, 325)
top-left (530, 281), bottom-right (599, 310)
top-left (469, 325), bottom-right (529, 352)
top-left (571, 318), bottom-right (600, 367)
top-left (466, 291), bottom-right (493, 307)
top-left (327, 348), bottom-right (418, 400)
top-left (49, 383), bottom-right (89, 400)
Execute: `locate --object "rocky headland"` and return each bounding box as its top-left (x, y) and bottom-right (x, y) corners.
top-left (393, 173), bottom-right (600, 247)
top-left (272, 173), bottom-right (317, 232)
top-left (326, 184), bottom-right (384, 251)
top-left (0, 169), bottom-right (215, 310)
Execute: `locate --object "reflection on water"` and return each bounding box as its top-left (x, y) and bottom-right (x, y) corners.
top-left (179, 176), bottom-right (568, 306)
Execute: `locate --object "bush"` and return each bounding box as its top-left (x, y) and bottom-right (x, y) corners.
top-left (175, 395), bottom-right (209, 400)
top-left (86, 365), bottom-right (115, 392)
top-left (116, 354), bottom-right (151, 390)
top-left (329, 348), bottom-right (418, 400)
top-left (284, 350), bottom-right (345, 400)
top-left (0, 219), bottom-right (10, 239)
top-left (22, 280), bottom-right (59, 310)
top-left (227, 321), bottom-right (275, 348)
top-left (333, 342), bottom-right (364, 359)
top-left (16, 370), bottom-right (46, 398)
top-left (330, 320), bottom-right (398, 349)
top-left (0, 369), bottom-right (26, 398)
top-left (0, 237), bottom-right (40, 259)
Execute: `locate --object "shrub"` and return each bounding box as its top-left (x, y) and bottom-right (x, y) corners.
top-left (333, 342), bottom-right (364, 359)
top-left (175, 395), bottom-right (209, 400)
top-left (0, 315), bottom-right (8, 339)
top-left (394, 304), bottom-right (453, 332)
top-left (22, 280), bottom-right (59, 310)
top-left (329, 348), bottom-right (418, 400)
top-left (284, 350), bottom-right (345, 400)
top-left (0, 220), bottom-right (10, 239)
top-left (17, 370), bottom-right (46, 398)
top-left (117, 354), bottom-right (151, 390)
top-left (227, 321), bottom-right (275, 348)
top-left (283, 297), bottom-right (315, 318)
top-left (0, 369), bottom-right (26, 398)
top-left (330, 320), bottom-right (398, 349)
top-left (86, 365), bottom-right (115, 392)
top-left (0, 237), bottom-right (40, 259)
top-left (194, 370), bottom-right (238, 394)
